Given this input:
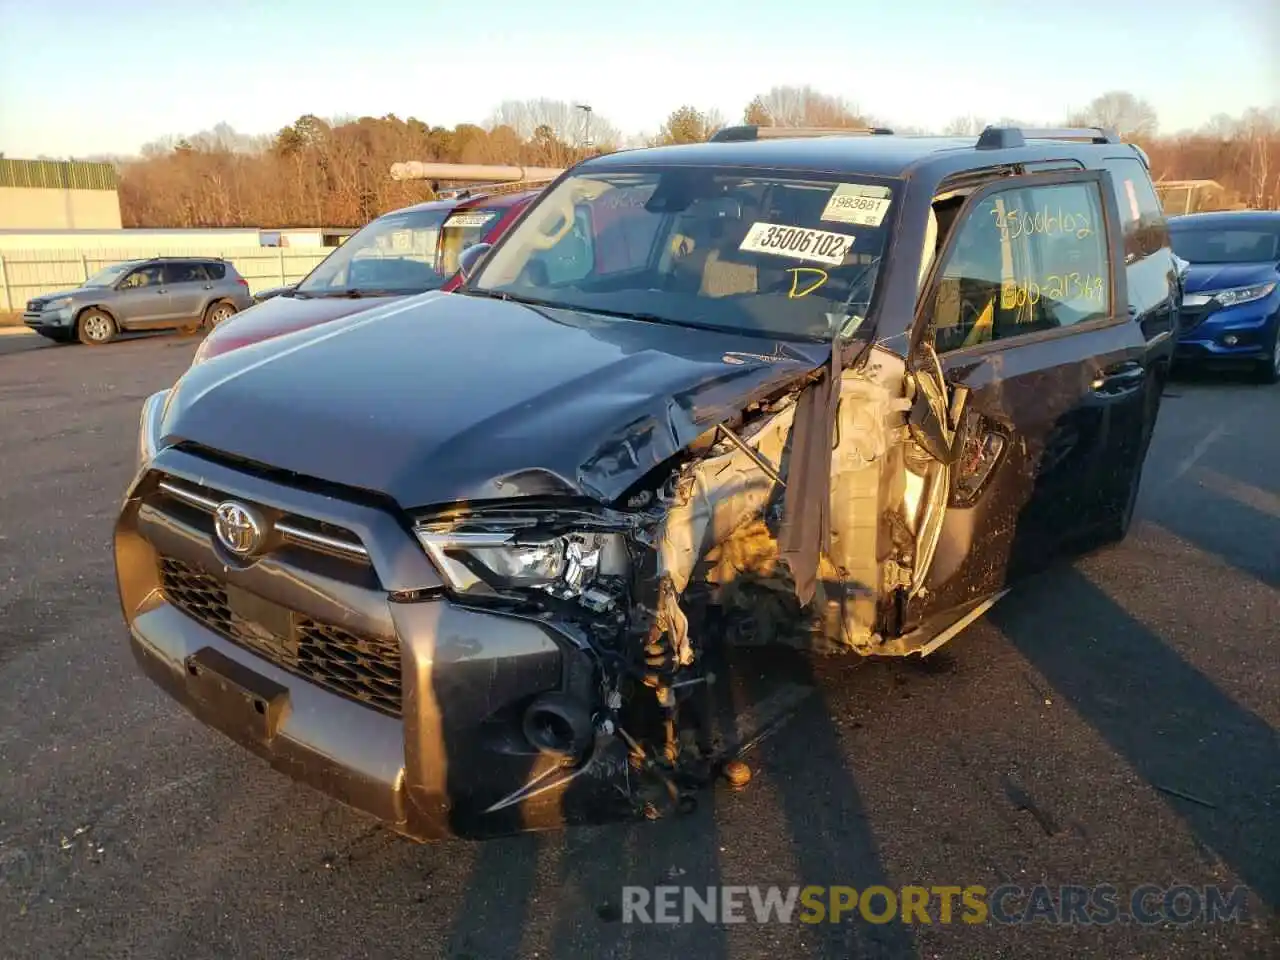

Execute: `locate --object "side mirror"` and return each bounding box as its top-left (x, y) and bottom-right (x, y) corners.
top-left (457, 243), bottom-right (493, 284)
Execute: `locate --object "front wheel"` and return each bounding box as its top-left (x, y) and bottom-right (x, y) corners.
top-left (204, 300), bottom-right (236, 329)
top-left (77, 308), bottom-right (117, 345)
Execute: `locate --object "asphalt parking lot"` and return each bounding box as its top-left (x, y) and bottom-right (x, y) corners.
top-left (0, 329), bottom-right (1276, 959)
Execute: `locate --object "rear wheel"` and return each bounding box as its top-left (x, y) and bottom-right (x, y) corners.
top-left (204, 300), bottom-right (236, 329)
top-left (77, 308), bottom-right (117, 345)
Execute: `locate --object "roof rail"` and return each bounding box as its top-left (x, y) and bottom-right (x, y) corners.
top-left (435, 178), bottom-right (550, 201)
top-left (975, 126), bottom-right (1121, 150)
top-left (709, 125), bottom-right (895, 143)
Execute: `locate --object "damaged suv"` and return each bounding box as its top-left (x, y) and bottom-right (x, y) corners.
top-left (116, 125), bottom-right (1177, 841)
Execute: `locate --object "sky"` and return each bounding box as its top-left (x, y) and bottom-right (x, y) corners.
top-left (0, 0), bottom-right (1276, 158)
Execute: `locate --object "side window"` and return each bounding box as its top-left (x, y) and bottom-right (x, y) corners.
top-left (1098, 157), bottom-right (1173, 321)
top-left (930, 180), bottom-right (1112, 353)
top-left (206, 261), bottom-right (226, 280)
top-left (164, 262), bottom-right (211, 284)
top-left (120, 265), bottom-right (164, 289)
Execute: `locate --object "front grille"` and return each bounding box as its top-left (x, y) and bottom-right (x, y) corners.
top-left (153, 475), bottom-right (371, 566)
top-left (160, 557), bottom-right (403, 716)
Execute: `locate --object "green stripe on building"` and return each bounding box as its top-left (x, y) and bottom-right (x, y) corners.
top-left (0, 158), bottom-right (119, 191)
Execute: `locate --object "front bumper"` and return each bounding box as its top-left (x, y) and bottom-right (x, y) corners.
top-left (1175, 300), bottom-right (1278, 365)
top-left (115, 446), bottom-right (634, 841)
top-left (23, 307), bottom-right (73, 333)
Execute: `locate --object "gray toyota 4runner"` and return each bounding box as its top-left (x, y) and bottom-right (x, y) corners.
top-left (117, 125), bottom-right (1178, 842)
top-left (23, 257), bottom-right (252, 344)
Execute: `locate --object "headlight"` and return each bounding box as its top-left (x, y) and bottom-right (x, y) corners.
top-left (414, 523), bottom-right (616, 597)
top-left (46, 297), bottom-right (72, 311)
top-left (1213, 281), bottom-right (1276, 308)
top-left (138, 389), bottom-right (170, 468)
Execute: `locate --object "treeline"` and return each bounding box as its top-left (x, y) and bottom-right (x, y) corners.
top-left (110, 88), bottom-right (1280, 229)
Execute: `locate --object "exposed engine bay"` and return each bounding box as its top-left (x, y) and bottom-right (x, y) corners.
top-left (409, 342), bottom-right (966, 822)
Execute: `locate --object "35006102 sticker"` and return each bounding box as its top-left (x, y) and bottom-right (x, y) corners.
top-left (738, 222), bottom-right (854, 266)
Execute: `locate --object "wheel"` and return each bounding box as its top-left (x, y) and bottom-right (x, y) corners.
top-left (77, 308), bottom-right (117, 345)
top-left (1256, 328), bottom-right (1280, 384)
top-left (204, 300), bottom-right (236, 329)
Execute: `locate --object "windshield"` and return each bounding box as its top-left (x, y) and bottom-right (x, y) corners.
top-left (84, 263), bottom-right (134, 287)
top-left (437, 208), bottom-right (504, 276)
top-left (295, 206), bottom-right (451, 296)
top-left (1170, 224), bottom-right (1280, 265)
top-left (468, 167), bottom-right (897, 340)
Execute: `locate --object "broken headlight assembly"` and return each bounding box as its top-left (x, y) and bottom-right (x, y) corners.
top-left (413, 520), bottom-right (627, 604)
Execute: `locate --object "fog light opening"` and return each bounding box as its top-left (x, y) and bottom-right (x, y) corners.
top-left (1223, 334), bottom-right (1240, 346)
top-left (522, 693), bottom-right (593, 759)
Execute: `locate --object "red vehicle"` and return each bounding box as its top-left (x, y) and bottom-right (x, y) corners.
top-left (191, 187), bottom-right (542, 364)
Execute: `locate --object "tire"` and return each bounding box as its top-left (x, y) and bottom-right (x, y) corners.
top-left (1256, 328), bottom-right (1280, 385)
top-left (203, 300), bottom-right (236, 329)
top-left (77, 308), bottom-right (117, 345)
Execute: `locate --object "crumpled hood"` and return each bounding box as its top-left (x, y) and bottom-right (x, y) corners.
top-left (1182, 261), bottom-right (1278, 295)
top-left (197, 290), bottom-right (407, 361)
top-left (163, 292), bottom-right (828, 509)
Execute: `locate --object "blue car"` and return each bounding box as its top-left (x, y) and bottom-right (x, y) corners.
top-left (1169, 210), bottom-right (1280, 383)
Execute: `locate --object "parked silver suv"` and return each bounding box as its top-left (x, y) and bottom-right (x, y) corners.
top-left (23, 257), bottom-right (253, 345)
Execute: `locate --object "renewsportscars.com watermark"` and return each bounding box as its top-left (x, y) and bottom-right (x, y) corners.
top-left (621, 884), bottom-right (1252, 926)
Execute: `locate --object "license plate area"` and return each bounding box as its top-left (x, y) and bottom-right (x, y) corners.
top-left (226, 582), bottom-right (297, 662)
top-left (184, 646), bottom-right (290, 743)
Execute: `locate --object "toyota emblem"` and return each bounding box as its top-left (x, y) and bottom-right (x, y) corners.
top-left (213, 500), bottom-right (266, 556)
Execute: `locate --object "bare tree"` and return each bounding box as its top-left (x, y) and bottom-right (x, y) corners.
top-left (942, 115), bottom-right (988, 136)
top-left (1067, 90), bottom-right (1159, 139)
top-left (740, 86), bottom-right (865, 127)
top-left (484, 99), bottom-right (621, 150)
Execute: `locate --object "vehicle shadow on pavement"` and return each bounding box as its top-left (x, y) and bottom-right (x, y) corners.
top-left (1146, 468), bottom-right (1279, 591)
top-left (988, 567), bottom-right (1280, 913)
top-left (438, 640), bottom-right (922, 960)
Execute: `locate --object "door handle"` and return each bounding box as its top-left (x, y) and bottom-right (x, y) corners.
top-left (1091, 362), bottom-right (1145, 395)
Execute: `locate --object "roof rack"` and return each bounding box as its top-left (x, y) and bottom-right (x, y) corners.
top-left (434, 178), bottom-right (551, 201)
top-left (709, 125), bottom-right (895, 143)
top-left (975, 126), bottom-right (1120, 149)
top-left (144, 255), bottom-right (225, 262)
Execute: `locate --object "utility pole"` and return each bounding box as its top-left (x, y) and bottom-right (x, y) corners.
top-left (575, 103), bottom-right (593, 152)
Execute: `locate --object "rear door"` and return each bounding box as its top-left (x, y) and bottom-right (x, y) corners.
top-left (163, 261), bottom-right (212, 322)
top-left (901, 170), bottom-right (1146, 629)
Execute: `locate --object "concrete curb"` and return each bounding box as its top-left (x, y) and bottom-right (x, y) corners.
top-left (0, 327), bottom-right (34, 337)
